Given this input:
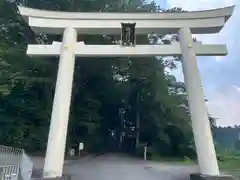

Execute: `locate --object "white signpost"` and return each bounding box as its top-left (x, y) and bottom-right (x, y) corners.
top-left (144, 144), bottom-right (147, 161)
top-left (79, 142), bottom-right (84, 151)
top-left (18, 5), bottom-right (235, 179)
top-left (78, 142), bottom-right (84, 157)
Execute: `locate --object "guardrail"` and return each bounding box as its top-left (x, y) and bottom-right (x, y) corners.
top-left (0, 145), bottom-right (24, 157)
top-left (0, 165), bottom-right (19, 180)
top-left (0, 145), bottom-right (70, 180)
top-left (0, 145), bottom-right (33, 180)
top-left (20, 152), bottom-right (33, 180)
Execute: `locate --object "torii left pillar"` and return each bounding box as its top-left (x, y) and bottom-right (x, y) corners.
top-left (43, 27), bottom-right (77, 178)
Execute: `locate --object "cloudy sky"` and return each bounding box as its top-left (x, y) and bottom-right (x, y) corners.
top-left (156, 0), bottom-right (240, 126)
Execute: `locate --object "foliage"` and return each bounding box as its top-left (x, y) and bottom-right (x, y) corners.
top-left (213, 125), bottom-right (240, 153)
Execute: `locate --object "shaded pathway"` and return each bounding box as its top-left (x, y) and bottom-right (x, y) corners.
top-left (32, 154), bottom-right (199, 180)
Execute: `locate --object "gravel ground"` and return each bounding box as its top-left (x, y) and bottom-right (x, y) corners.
top-left (31, 154), bottom-right (200, 180)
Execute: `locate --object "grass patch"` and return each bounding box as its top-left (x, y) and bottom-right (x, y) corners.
top-left (150, 155), bottom-right (197, 165)
top-left (218, 155), bottom-right (240, 179)
top-left (150, 154), bottom-right (240, 179)
top-left (151, 154), bottom-right (240, 179)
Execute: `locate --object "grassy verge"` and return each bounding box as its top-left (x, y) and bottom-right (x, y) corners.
top-left (151, 154), bottom-right (240, 179)
top-left (149, 155), bottom-right (197, 165)
top-left (218, 155), bottom-right (240, 179)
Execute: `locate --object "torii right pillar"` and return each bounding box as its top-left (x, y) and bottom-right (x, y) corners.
top-left (179, 27), bottom-right (235, 180)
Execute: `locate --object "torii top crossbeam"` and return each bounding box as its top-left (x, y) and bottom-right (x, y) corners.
top-left (18, 6), bottom-right (234, 35)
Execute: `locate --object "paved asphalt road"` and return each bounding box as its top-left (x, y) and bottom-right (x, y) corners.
top-left (31, 154), bottom-right (200, 180)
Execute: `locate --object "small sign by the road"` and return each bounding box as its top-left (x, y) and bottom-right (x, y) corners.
top-left (79, 142), bottom-right (84, 150)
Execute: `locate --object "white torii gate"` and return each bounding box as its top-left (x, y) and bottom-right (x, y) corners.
top-left (18, 6), bottom-right (234, 179)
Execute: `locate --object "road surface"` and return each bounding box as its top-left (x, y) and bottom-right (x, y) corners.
top-left (31, 154), bottom-right (200, 180)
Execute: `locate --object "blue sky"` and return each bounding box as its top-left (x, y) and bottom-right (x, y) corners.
top-left (156, 0), bottom-right (240, 126)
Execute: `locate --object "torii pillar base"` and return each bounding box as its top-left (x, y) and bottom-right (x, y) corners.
top-left (190, 173), bottom-right (236, 180)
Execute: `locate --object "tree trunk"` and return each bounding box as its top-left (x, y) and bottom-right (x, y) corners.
top-left (118, 108), bottom-right (124, 150)
top-left (136, 92), bottom-right (140, 148)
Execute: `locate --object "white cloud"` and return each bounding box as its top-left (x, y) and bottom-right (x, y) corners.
top-left (168, 0), bottom-right (236, 10)
top-left (207, 87), bottom-right (240, 126)
top-left (164, 0), bottom-right (240, 126)
top-left (232, 85), bottom-right (240, 93)
top-left (215, 56), bottom-right (224, 62)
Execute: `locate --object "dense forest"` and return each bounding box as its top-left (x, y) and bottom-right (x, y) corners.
top-left (214, 126), bottom-right (240, 153)
top-left (0, 0), bottom-right (237, 159)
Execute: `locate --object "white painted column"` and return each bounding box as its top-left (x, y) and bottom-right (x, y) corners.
top-left (178, 27), bottom-right (219, 176)
top-left (43, 27), bottom-right (77, 178)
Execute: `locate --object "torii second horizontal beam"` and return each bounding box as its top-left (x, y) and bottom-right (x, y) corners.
top-left (27, 43), bottom-right (227, 57)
